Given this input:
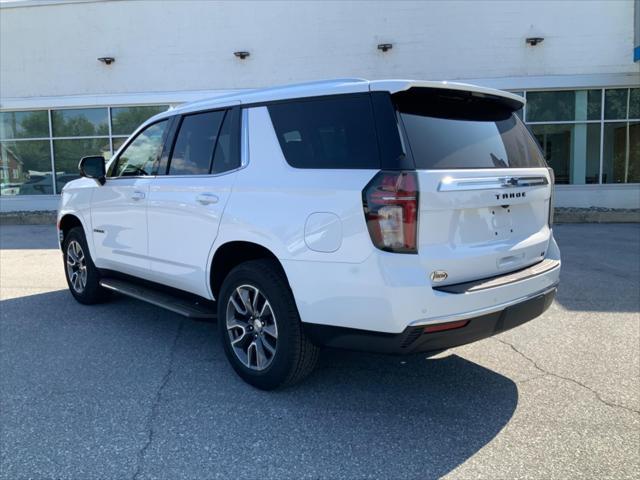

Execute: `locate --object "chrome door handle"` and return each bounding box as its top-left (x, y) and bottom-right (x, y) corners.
top-left (196, 193), bottom-right (219, 205)
top-left (131, 190), bottom-right (146, 201)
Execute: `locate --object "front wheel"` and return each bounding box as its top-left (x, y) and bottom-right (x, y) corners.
top-left (217, 259), bottom-right (319, 390)
top-left (63, 227), bottom-right (109, 305)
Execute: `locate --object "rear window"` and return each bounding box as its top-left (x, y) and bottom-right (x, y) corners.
top-left (396, 88), bottom-right (546, 169)
top-left (268, 95), bottom-right (380, 169)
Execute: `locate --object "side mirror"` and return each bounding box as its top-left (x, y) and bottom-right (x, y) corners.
top-left (79, 156), bottom-right (106, 185)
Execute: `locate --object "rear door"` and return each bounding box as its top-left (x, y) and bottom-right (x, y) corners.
top-left (146, 106), bottom-right (242, 297)
top-left (392, 88), bottom-right (552, 285)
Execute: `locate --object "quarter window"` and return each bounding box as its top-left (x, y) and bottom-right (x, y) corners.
top-left (169, 111), bottom-right (225, 175)
top-left (112, 120), bottom-right (168, 177)
top-left (268, 95), bottom-right (380, 169)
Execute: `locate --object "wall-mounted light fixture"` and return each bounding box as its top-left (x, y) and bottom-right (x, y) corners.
top-left (525, 37), bottom-right (544, 46)
top-left (97, 57), bottom-right (115, 65)
top-left (234, 51), bottom-right (250, 59)
top-left (377, 43), bottom-right (393, 52)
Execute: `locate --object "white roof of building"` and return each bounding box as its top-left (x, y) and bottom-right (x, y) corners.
top-left (159, 78), bottom-right (524, 119)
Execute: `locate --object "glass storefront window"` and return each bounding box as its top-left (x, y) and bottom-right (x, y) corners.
top-left (630, 122), bottom-right (640, 183)
top-left (530, 123), bottom-right (601, 184)
top-left (52, 108), bottom-right (109, 137)
top-left (0, 110), bottom-right (49, 140)
top-left (604, 89), bottom-right (628, 120)
top-left (111, 105), bottom-right (169, 135)
top-left (112, 137), bottom-right (127, 152)
top-left (629, 89), bottom-right (639, 119)
top-left (53, 138), bottom-right (111, 191)
top-left (526, 89), bottom-right (601, 122)
top-left (0, 140), bottom-right (53, 195)
top-left (603, 121), bottom-right (640, 184)
top-left (1, 104), bottom-right (169, 195)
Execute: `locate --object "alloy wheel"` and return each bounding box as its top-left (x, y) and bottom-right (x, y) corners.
top-left (226, 284), bottom-right (278, 371)
top-left (66, 240), bottom-right (87, 293)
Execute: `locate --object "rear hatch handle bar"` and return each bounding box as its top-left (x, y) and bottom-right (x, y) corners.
top-left (438, 175), bottom-right (548, 192)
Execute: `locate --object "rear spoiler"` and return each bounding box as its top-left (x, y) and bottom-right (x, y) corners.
top-left (369, 79), bottom-right (525, 108)
top-left (374, 81), bottom-right (524, 121)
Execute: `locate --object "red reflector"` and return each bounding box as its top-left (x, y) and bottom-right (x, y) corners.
top-left (424, 320), bottom-right (469, 334)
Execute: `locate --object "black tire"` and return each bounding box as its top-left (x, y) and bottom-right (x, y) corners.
top-left (217, 259), bottom-right (319, 390)
top-left (62, 227), bottom-right (110, 305)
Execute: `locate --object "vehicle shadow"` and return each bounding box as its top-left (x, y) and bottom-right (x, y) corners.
top-left (1, 289), bottom-right (519, 479)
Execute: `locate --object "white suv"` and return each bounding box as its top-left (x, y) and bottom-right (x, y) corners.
top-left (58, 79), bottom-right (561, 389)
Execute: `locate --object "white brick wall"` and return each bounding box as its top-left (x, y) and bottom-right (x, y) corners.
top-left (1, 0), bottom-right (637, 100)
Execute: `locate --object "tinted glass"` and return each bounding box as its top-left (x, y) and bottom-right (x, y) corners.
top-left (401, 113), bottom-right (546, 169)
top-left (52, 108), bottom-right (109, 137)
top-left (169, 111), bottom-right (225, 175)
top-left (603, 122), bottom-right (640, 183)
top-left (113, 120), bottom-right (168, 177)
top-left (0, 140), bottom-right (52, 195)
top-left (111, 105), bottom-right (169, 135)
top-left (604, 89), bottom-right (628, 120)
top-left (54, 138), bottom-right (110, 191)
top-left (268, 95), bottom-right (380, 169)
top-left (212, 108), bottom-right (241, 174)
top-left (112, 137), bottom-right (127, 152)
top-left (526, 90), bottom-right (601, 122)
top-left (0, 110), bottom-right (49, 139)
top-left (630, 89), bottom-right (640, 119)
top-left (530, 123), bottom-right (601, 184)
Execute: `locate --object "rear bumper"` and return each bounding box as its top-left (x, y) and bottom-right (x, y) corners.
top-left (304, 284), bottom-right (556, 355)
top-left (283, 235), bottom-right (561, 334)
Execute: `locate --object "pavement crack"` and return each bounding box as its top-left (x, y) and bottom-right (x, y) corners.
top-left (132, 320), bottom-right (184, 480)
top-left (494, 337), bottom-right (640, 416)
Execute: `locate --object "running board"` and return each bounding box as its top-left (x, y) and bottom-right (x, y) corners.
top-left (99, 278), bottom-right (217, 319)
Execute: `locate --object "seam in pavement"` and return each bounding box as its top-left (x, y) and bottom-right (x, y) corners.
top-left (494, 337), bottom-right (640, 416)
top-left (132, 320), bottom-right (184, 480)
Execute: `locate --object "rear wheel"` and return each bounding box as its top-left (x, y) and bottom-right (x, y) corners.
top-left (217, 259), bottom-right (319, 390)
top-left (63, 227), bottom-right (109, 304)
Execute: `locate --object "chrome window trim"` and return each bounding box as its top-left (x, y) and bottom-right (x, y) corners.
top-left (241, 107), bottom-right (250, 168)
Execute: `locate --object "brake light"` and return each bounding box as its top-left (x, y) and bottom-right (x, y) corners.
top-left (547, 167), bottom-right (555, 226)
top-left (362, 171), bottom-right (419, 253)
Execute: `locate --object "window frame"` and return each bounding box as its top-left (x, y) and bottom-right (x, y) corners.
top-left (160, 106), bottom-right (243, 178)
top-left (107, 118), bottom-right (172, 179)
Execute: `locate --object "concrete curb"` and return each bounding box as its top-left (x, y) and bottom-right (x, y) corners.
top-left (1, 208), bottom-right (638, 226)
top-left (554, 208), bottom-right (640, 224)
top-left (0, 211), bottom-right (57, 226)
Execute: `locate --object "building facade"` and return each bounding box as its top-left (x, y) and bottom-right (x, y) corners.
top-left (1, 0), bottom-right (639, 211)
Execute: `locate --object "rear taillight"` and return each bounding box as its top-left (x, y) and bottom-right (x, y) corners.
top-left (362, 170), bottom-right (419, 253)
top-left (547, 167), bottom-right (555, 226)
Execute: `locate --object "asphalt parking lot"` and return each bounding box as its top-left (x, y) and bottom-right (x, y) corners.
top-left (0, 223), bottom-right (638, 480)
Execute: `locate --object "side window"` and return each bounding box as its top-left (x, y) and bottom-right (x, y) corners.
top-left (112, 120), bottom-right (168, 177)
top-left (211, 107), bottom-right (241, 174)
top-left (168, 111), bottom-right (225, 175)
top-left (267, 95), bottom-right (380, 169)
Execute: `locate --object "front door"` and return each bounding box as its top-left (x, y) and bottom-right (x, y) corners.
top-left (90, 119), bottom-right (170, 277)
